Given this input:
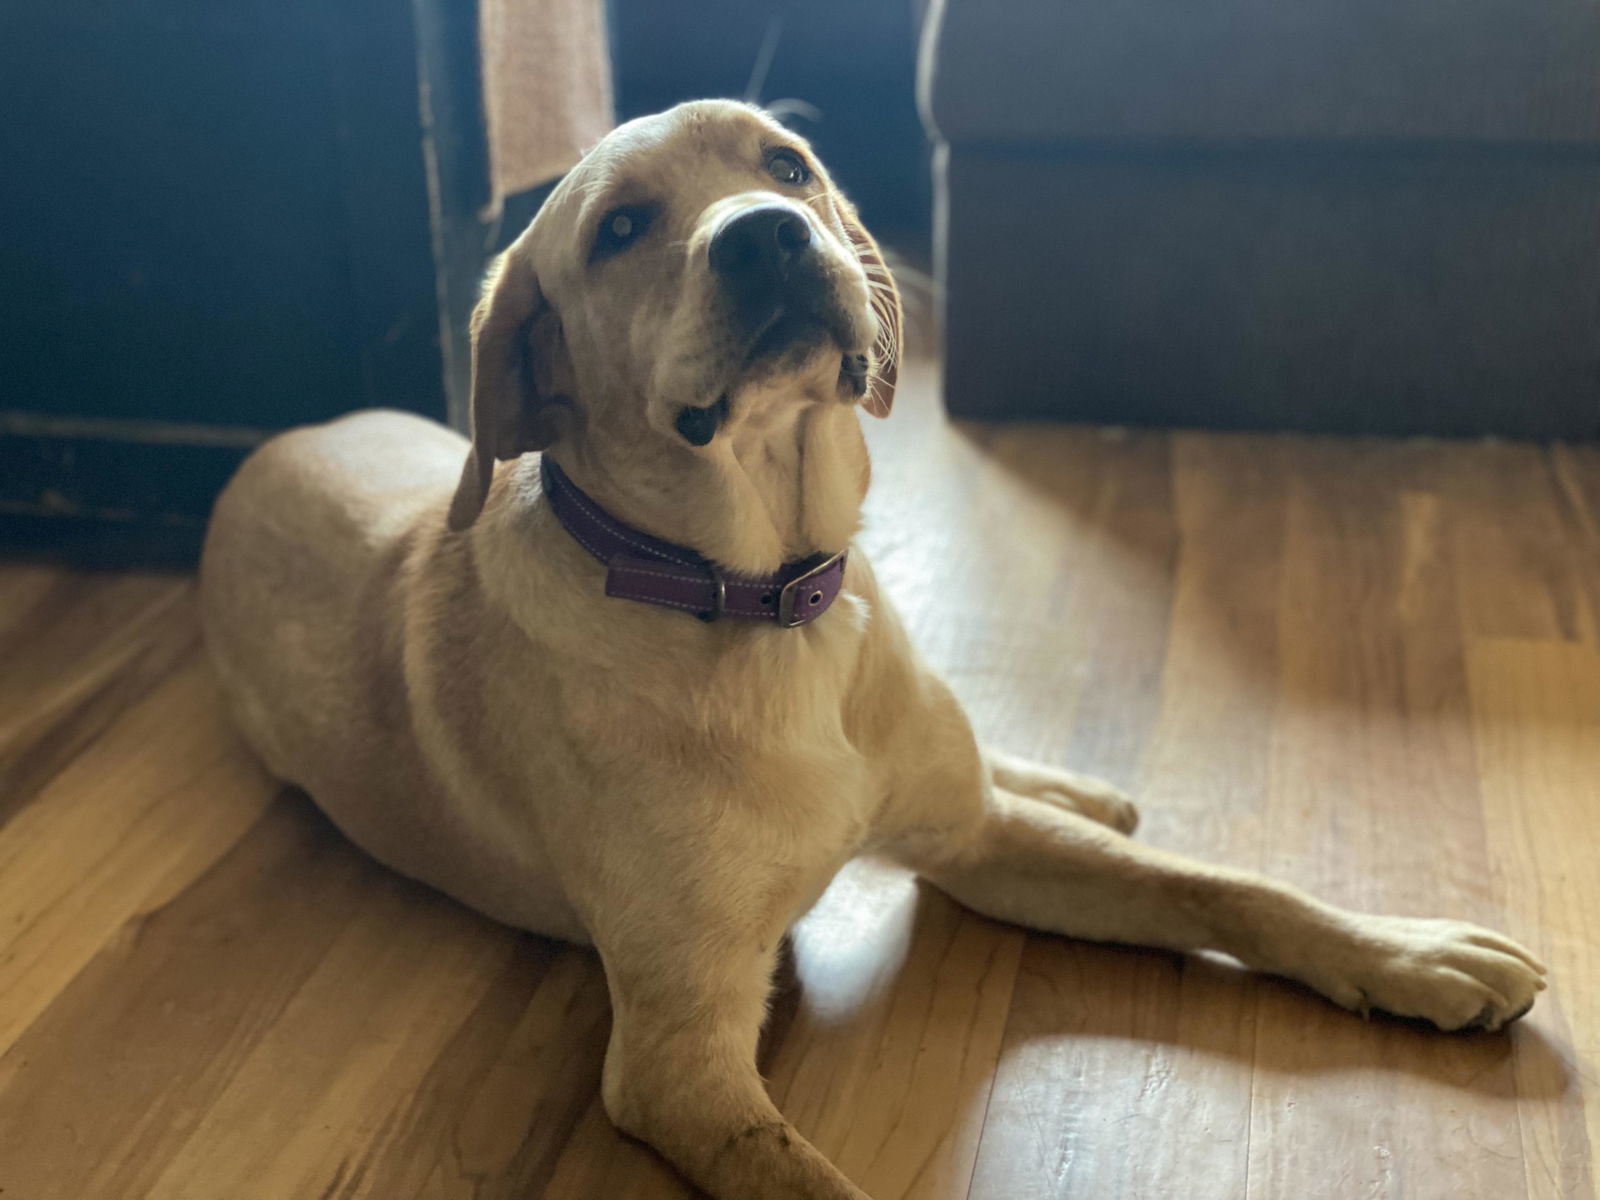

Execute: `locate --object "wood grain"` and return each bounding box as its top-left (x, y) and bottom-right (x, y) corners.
top-left (0, 364), bottom-right (1595, 1198)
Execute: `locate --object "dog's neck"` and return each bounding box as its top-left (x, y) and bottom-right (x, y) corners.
top-left (549, 400), bottom-right (868, 576)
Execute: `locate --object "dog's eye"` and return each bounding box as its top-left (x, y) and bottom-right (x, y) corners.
top-left (765, 149), bottom-right (811, 187)
top-left (591, 205), bottom-right (654, 261)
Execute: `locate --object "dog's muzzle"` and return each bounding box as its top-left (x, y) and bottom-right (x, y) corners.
top-left (709, 202), bottom-right (835, 359)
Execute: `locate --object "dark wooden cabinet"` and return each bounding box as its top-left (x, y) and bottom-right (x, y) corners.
top-left (0, 0), bottom-right (502, 559)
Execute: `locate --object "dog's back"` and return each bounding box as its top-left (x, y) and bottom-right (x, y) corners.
top-left (201, 409), bottom-right (589, 940)
top-left (201, 410), bottom-right (457, 776)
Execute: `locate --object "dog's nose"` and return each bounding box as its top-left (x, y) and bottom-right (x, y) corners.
top-left (708, 204), bottom-right (813, 283)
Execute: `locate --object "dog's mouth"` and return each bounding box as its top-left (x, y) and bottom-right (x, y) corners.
top-left (674, 341), bottom-right (867, 446)
top-left (671, 287), bottom-right (871, 447)
top-left (746, 309), bottom-right (823, 363)
top-left (739, 292), bottom-right (872, 403)
top-left (741, 299), bottom-right (851, 370)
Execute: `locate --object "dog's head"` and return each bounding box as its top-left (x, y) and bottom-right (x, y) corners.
top-left (447, 100), bottom-right (902, 530)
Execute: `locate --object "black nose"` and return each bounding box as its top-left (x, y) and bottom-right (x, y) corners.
top-left (708, 203), bottom-right (813, 283)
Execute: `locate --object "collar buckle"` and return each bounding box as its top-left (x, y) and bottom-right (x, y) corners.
top-left (776, 550), bottom-right (846, 627)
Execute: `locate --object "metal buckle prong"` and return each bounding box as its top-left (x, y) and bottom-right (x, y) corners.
top-left (697, 564), bottom-right (727, 622)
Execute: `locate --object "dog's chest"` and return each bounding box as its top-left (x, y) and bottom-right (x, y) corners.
top-left (565, 614), bottom-right (880, 829)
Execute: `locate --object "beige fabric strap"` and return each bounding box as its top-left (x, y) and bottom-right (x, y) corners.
top-left (479, 0), bottom-right (614, 212)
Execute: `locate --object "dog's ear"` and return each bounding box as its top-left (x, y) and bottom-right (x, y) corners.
top-left (447, 243), bottom-right (570, 531)
top-left (834, 195), bottom-right (902, 419)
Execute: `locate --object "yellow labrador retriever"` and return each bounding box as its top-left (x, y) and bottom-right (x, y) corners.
top-left (200, 100), bottom-right (1545, 1200)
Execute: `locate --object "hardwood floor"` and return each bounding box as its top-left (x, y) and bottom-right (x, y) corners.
top-left (1, 360), bottom-right (1596, 1199)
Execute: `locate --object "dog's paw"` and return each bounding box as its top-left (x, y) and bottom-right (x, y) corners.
top-left (1310, 915), bottom-right (1547, 1032)
top-left (1038, 773), bottom-right (1140, 836)
top-left (988, 752), bottom-right (1140, 835)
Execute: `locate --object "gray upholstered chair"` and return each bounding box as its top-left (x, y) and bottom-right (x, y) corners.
top-left (919, 0), bottom-right (1600, 437)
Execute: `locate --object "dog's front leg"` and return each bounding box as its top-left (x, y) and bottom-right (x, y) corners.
top-left (896, 786), bottom-right (1546, 1033)
top-left (594, 902), bottom-right (870, 1200)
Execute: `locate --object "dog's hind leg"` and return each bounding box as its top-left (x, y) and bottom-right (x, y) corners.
top-left (985, 747), bottom-right (1140, 834)
top-left (895, 786), bottom-right (1545, 1033)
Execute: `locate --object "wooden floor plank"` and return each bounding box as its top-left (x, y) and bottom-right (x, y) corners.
top-left (1440, 442), bottom-right (1596, 645)
top-left (1469, 639), bottom-right (1600, 1200)
top-left (0, 640), bottom-right (275, 1055)
top-left (964, 432), bottom-right (1274, 1200)
top-left (769, 863), bottom-right (1022, 1200)
top-left (370, 945), bottom-right (611, 1200)
top-left (0, 799), bottom-right (378, 1200)
top-left (1548, 444), bottom-right (1600, 650)
top-left (138, 862), bottom-right (513, 1199)
top-left (0, 570), bottom-right (192, 826)
top-left (1245, 436), bottom-right (1526, 1200)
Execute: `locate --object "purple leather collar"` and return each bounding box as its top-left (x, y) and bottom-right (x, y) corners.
top-left (540, 457), bottom-right (847, 627)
